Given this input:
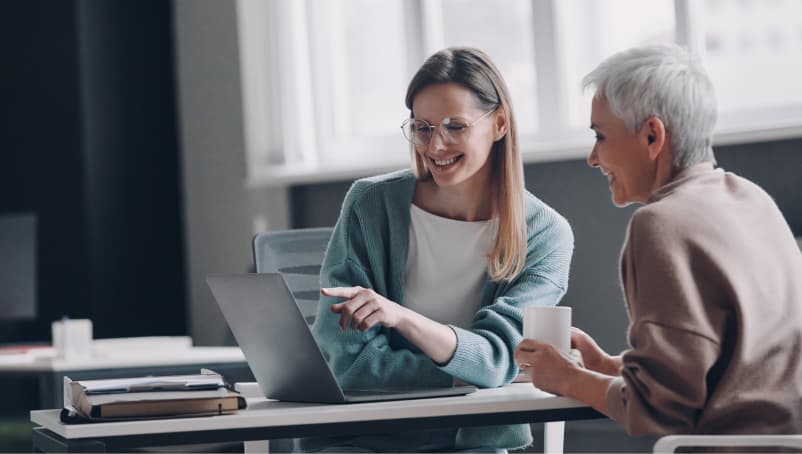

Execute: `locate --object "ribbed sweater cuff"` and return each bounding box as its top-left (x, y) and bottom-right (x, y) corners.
top-left (606, 376), bottom-right (628, 425)
top-left (439, 326), bottom-right (486, 378)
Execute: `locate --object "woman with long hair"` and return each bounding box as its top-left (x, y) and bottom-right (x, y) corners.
top-left (302, 47), bottom-right (574, 452)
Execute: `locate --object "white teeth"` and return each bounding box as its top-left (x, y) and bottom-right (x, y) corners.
top-left (433, 156), bottom-right (460, 166)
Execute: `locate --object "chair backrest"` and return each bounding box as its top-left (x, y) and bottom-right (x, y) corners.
top-left (654, 435), bottom-right (802, 453)
top-left (252, 227), bottom-right (334, 325)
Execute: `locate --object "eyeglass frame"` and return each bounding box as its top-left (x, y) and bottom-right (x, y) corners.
top-left (400, 106), bottom-right (499, 147)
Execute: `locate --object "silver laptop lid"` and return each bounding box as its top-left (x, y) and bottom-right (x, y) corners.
top-left (206, 273), bottom-right (347, 403)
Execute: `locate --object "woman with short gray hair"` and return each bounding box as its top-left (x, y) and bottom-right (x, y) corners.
top-left (515, 43), bottom-right (802, 436)
top-left (583, 43), bottom-right (718, 168)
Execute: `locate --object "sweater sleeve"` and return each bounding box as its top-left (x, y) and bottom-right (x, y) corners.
top-left (311, 181), bottom-right (454, 390)
top-left (607, 209), bottom-right (723, 436)
top-left (607, 321), bottom-right (720, 436)
top-left (440, 208), bottom-right (575, 388)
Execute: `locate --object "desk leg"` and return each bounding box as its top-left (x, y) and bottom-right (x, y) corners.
top-left (543, 421), bottom-right (565, 454)
top-left (244, 440), bottom-right (270, 453)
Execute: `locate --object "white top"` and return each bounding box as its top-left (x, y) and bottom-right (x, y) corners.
top-left (404, 204), bottom-right (495, 328)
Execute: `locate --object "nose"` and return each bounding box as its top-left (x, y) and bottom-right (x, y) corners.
top-left (586, 145), bottom-right (599, 168)
top-left (427, 127), bottom-right (447, 153)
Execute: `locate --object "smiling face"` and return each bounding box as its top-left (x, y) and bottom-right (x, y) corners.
top-left (411, 82), bottom-right (502, 190)
top-left (587, 97), bottom-right (659, 207)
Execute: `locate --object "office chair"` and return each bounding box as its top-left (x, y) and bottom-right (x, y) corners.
top-left (654, 435), bottom-right (802, 452)
top-left (248, 228), bottom-right (333, 453)
top-left (252, 227), bottom-right (334, 326)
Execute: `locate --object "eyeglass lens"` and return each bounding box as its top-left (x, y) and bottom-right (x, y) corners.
top-left (403, 119), bottom-right (469, 146)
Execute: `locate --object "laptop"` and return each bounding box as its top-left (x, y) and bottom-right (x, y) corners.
top-left (206, 273), bottom-right (477, 403)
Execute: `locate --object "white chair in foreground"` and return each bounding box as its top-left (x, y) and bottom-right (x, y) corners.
top-left (654, 435), bottom-right (802, 452)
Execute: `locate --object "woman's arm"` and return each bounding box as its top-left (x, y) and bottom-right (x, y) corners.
top-left (439, 211), bottom-right (575, 388)
top-left (322, 285), bottom-right (458, 365)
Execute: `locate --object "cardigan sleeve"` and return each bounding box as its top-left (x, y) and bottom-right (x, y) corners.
top-left (439, 207), bottom-right (575, 388)
top-left (313, 260), bottom-right (455, 389)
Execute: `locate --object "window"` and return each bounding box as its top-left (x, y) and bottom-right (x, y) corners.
top-left (556, 0), bottom-right (676, 131)
top-left (701, 0), bottom-right (802, 134)
top-left (238, 0), bottom-right (802, 185)
top-left (438, 0), bottom-right (539, 137)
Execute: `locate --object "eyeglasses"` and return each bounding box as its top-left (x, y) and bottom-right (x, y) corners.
top-left (400, 107), bottom-right (497, 147)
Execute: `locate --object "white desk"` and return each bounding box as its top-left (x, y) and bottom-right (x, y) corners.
top-left (30, 383), bottom-right (603, 452)
top-left (0, 337), bottom-right (250, 408)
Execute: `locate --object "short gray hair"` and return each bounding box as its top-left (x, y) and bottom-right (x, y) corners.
top-left (582, 43), bottom-right (717, 168)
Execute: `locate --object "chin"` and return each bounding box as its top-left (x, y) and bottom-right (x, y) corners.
top-left (612, 199), bottom-right (635, 208)
top-left (611, 192), bottom-right (636, 208)
top-left (430, 173), bottom-right (461, 188)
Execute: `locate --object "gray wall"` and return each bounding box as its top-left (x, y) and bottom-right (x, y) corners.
top-left (174, 0), bottom-right (256, 346)
top-left (290, 138), bottom-right (802, 353)
top-left (174, 0), bottom-right (293, 346)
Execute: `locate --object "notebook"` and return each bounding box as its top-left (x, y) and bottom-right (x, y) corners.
top-left (206, 273), bottom-right (477, 404)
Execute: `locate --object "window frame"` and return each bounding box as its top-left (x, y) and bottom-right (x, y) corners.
top-left (238, 0), bottom-right (802, 188)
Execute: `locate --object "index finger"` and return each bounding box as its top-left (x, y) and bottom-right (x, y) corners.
top-left (321, 286), bottom-right (360, 299)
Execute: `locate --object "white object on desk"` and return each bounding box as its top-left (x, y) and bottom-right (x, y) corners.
top-left (234, 382), bottom-right (262, 399)
top-left (0, 349), bottom-right (38, 365)
top-left (51, 319), bottom-right (93, 360)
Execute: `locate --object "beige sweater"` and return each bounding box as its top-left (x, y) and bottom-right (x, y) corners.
top-left (606, 162), bottom-right (802, 436)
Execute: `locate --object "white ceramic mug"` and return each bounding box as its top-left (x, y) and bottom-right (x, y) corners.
top-left (52, 318), bottom-right (93, 359)
top-left (522, 306), bottom-right (572, 353)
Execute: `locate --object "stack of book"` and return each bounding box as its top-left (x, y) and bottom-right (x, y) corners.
top-left (62, 369), bottom-right (246, 422)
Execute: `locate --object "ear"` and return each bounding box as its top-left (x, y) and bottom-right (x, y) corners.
top-left (493, 108), bottom-right (508, 142)
top-left (641, 116), bottom-right (667, 161)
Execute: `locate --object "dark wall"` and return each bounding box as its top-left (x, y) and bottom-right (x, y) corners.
top-left (0, 0), bottom-right (185, 342)
top-left (290, 138), bottom-right (802, 351)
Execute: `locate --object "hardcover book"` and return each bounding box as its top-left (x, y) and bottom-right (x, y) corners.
top-left (62, 369), bottom-right (246, 421)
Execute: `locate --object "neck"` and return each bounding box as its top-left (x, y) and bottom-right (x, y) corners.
top-left (647, 149), bottom-right (677, 199)
top-left (416, 167), bottom-right (493, 222)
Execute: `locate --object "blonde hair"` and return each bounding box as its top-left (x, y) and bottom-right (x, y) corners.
top-left (405, 47), bottom-right (526, 282)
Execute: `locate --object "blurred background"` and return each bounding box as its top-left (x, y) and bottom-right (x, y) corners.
top-left (2, 0), bottom-right (801, 451)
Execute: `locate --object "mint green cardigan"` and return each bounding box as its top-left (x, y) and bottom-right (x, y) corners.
top-left (301, 170), bottom-right (574, 452)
